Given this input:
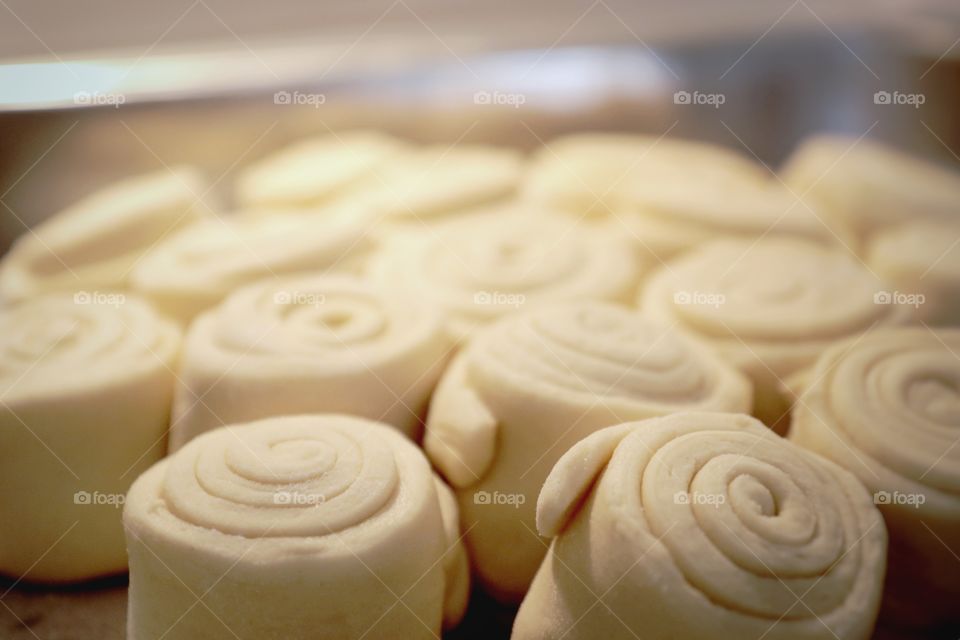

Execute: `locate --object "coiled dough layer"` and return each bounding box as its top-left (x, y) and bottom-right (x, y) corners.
top-left (424, 302), bottom-right (751, 601)
top-left (513, 412), bottom-right (887, 640)
top-left (640, 237), bottom-right (911, 429)
top-left (0, 167), bottom-right (212, 301)
top-left (0, 294), bottom-right (180, 582)
top-left (125, 414), bottom-right (469, 640)
top-left (130, 211), bottom-right (374, 323)
top-left (790, 328), bottom-right (960, 627)
top-left (371, 208), bottom-right (641, 342)
top-left (171, 274), bottom-right (451, 450)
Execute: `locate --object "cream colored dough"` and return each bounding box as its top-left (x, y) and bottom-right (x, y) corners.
top-left (130, 211), bottom-right (374, 323)
top-left (0, 294), bottom-right (180, 582)
top-left (0, 167), bottom-right (212, 301)
top-left (424, 302), bottom-right (751, 602)
top-left (790, 328), bottom-right (960, 628)
top-left (371, 207), bottom-right (641, 343)
top-left (513, 412), bottom-right (887, 640)
top-left (170, 274), bottom-right (451, 450)
top-left (640, 237), bottom-right (912, 430)
top-left (125, 414), bottom-right (469, 640)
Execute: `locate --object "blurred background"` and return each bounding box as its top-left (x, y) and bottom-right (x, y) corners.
top-left (1, 1), bottom-right (960, 637)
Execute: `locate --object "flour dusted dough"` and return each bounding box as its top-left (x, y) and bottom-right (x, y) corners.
top-left (371, 208), bottom-right (641, 343)
top-left (790, 328), bottom-right (960, 628)
top-left (233, 130), bottom-right (406, 209)
top-left (125, 414), bottom-right (468, 640)
top-left (640, 237), bottom-right (911, 429)
top-left (781, 135), bottom-right (960, 249)
top-left (866, 220), bottom-right (960, 325)
top-left (513, 412), bottom-right (887, 640)
top-left (424, 303), bottom-right (751, 601)
top-left (170, 274), bottom-right (451, 450)
top-left (0, 168), bottom-right (211, 301)
top-left (0, 294), bottom-right (179, 582)
top-left (130, 212), bottom-right (374, 323)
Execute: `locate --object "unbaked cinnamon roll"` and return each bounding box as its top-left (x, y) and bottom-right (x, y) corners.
top-left (424, 302), bottom-right (751, 601)
top-left (125, 414), bottom-right (468, 640)
top-left (513, 412), bottom-right (887, 640)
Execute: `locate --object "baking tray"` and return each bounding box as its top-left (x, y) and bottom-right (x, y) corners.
top-left (1, 25), bottom-right (958, 640)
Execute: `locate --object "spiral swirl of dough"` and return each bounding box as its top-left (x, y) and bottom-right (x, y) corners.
top-left (373, 209), bottom-right (639, 341)
top-left (0, 294), bottom-right (179, 401)
top-left (515, 413), bottom-right (886, 640)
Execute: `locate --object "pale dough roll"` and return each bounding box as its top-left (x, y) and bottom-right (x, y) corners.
top-left (371, 208), bottom-right (641, 343)
top-left (513, 412), bottom-right (887, 640)
top-left (124, 414), bottom-right (469, 640)
top-left (640, 237), bottom-right (912, 429)
top-left (866, 220), bottom-right (960, 326)
top-left (0, 294), bottom-right (179, 582)
top-left (130, 211), bottom-right (374, 323)
top-left (424, 303), bottom-right (751, 601)
top-left (522, 132), bottom-right (767, 218)
top-left (0, 167), bottom-right (212, 301)
top-left (233, 130), bottom-right (406, 209)
top-left (790, 328), bottom-right (960, 627)
top-left (781, 135), bottom-right (960, 250)
top-left (170, 274), bottom-right (451, 450)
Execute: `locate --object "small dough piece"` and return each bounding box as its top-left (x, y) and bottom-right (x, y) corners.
top-left (233, 130), bottom-right (406, 209)
top-left (424, 302), bottom-right (752, 601)
top-left (0, 167), bottom-right (212, 301)
top-left (781, 135), bottom-right (960, 250)
top-left (130, 211), bottom-right (374, 323)
top-left (790, 328), bottom-right (960, 628)
top-left (866, 220), bottom-right (960, 325)
top-left (513, 412), bottom-right (887, 640)
top-left (0, 294), bottom-right (180, 582)
top-left (125, 414), bottom-right (469, 640)
top-left (170, 274), bottom-right (451, 450)
top-left (371, 206), bottom-right (641, 343)
top-left (640, 237), bottom-right (912, 430)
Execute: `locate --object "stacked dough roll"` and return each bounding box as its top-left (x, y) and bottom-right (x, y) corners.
top-left (790, 328), bottom-right (960, 628)
top-left (372, 208), bottom-right (641, 342)
top-left (0, 294), bottom-right (179, 582)
top-left (425, 302), bottom-right (752, 601)
top-left (0, 167), bottom-right (212, 301)
top-left (170, 274), bottom-right (450, 449)
top-left (513, 412), bottom-right (887, 640)
top-left (640, 237), bottom-right (912, 430)
top-left (124, 414), bottom-right (468, 640)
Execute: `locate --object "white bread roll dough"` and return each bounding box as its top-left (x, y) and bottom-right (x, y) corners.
top-left (125, 414), bottom-right (469, 640)
top-left (170, 274), bottom-right (451, 450)
top-left (0, 167), bottom-right (212, 301)
top-left (513, 412), bottom-right (887, 640)
top-left (791, 328), bottom-right (960, 628)
top-left (0, 294), bottom-right (180, 582)
top-left (640, 237), bottom-right (912, 429)
top-left (424, 302), bottom-right (751, 601)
